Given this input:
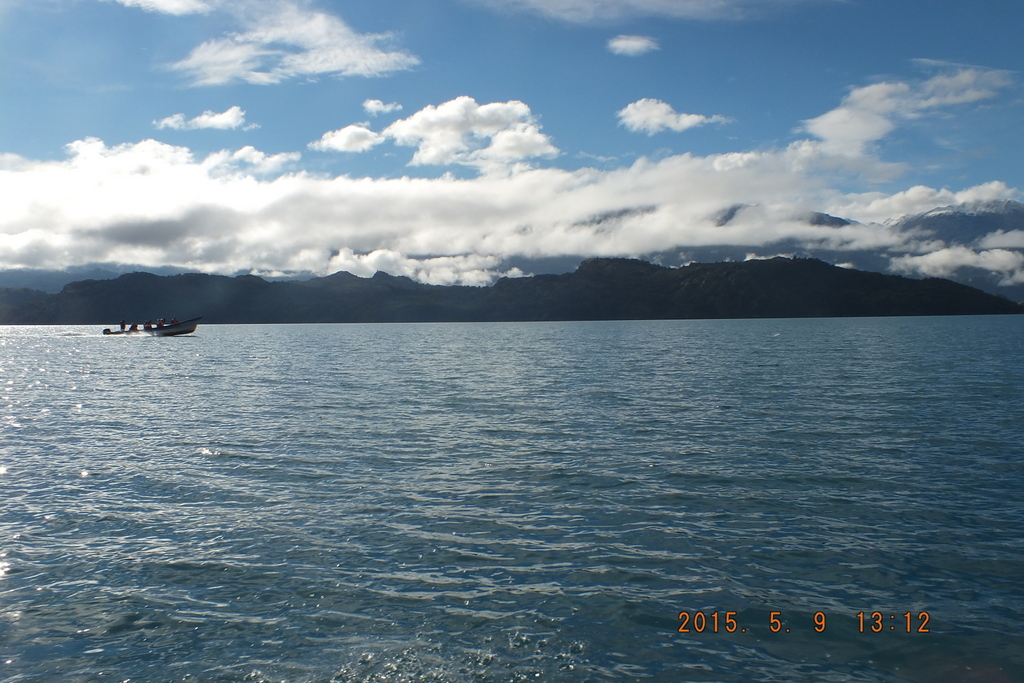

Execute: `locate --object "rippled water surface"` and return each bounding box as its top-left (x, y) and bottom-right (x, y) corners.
top-left (2, 317), bottom-right (1023, 682)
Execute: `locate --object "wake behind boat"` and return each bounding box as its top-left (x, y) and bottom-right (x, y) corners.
top-left (103, 317), bottom-right (201, 337)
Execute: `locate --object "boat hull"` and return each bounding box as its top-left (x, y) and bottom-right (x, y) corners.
top-left (103, 317), bottom-right (201, 336)
top-left (148, 319), bottom-right (199, 336)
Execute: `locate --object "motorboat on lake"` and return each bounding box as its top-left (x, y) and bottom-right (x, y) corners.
top-left (102, 317), bottom-right (201, 337)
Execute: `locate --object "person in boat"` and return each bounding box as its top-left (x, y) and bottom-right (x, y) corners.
top-left (170, 317), bottom-right (179, 325)
top-left (143, 321), bottom-right (152, 330)
top-left (128, 323), bottom-right (139, 332)
top-left (120, 320), bottom-right (126, 331)
top-left (156, 319), bottom-right (165, 328)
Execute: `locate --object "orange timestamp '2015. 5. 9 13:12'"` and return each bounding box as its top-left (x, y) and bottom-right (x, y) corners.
top-left (676, 611), bottom-right (931, 634)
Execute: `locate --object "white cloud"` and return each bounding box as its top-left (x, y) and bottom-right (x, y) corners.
top-left (309, 125), bottom-right (385, 153)
top-left (203, 145), bottom-right (301, 175)
top-left (618, 98), bottom-right (730, 135)
top-left (891, 246), bottom-right (1024, 285)
top-left (470, 0), bottom-right (828, 22)
top-left (364, 99), bottom-right (403, 116)
top-left (827, 182), bottom-right (1018, 225)
top-left (310, 98), bottom-right (559, 170)
top-left (978, 230), bottom-right (1024, 250)
top-left (608, 35), bottom-right (658, 56)
top-left (155, 105), bottom-right (250, 130)
top-left (169, 2), bottom-right (419, 86)
top-left (110, 0), bottom-right (211, 15)
top-left (325, 249), bottom-right (524, 286)
top-left (803, 68), bottom-right (1014, 156)
top-left (381, 96), bottom-right (559, 169)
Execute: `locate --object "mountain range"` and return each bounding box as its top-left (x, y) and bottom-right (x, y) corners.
top-left (1, 256), bottom-right (1018, 325)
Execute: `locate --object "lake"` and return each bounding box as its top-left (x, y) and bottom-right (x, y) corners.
top-left (1, 317), bottom-right (1023, 682)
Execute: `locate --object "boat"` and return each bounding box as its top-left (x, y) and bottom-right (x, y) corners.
top-left (102, 317), bottom-right (201, 337)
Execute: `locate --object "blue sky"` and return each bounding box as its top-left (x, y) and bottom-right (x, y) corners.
top-left (1, 0), bottom-right (1023, 285)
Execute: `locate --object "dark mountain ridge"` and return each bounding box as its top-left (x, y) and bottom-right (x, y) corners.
top-left (0, 257), bottom-right (1019, 325)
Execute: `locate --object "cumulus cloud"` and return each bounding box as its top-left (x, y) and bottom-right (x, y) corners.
top-left (309, 125), bottom-right (385, 153)
top-left (608, 35), bottom-right (658, 56)
top-left (203, 145), bottom-right (301, 175)
top-left (803, 68), bottom-right (1013, 156)
top-left (364, 99), bottom-right (403, 116)
top-left (360, 96), bottom-right (561, 169)
top-left (470, 0), bottom-right (828, 22)
top-left (618, 98), bottom-right (730, 134)
top-left (169, 2), bottom-right (419, 86)
top-left (110, 0), bottom-right (211, 14)
top-left (309, 97), bottom-right (559, 168)
top-left (155, 105), bottom-right (251, 130)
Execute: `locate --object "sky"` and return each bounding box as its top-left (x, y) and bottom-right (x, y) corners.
top-left (1, 0), bottom-right (1023, 286)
